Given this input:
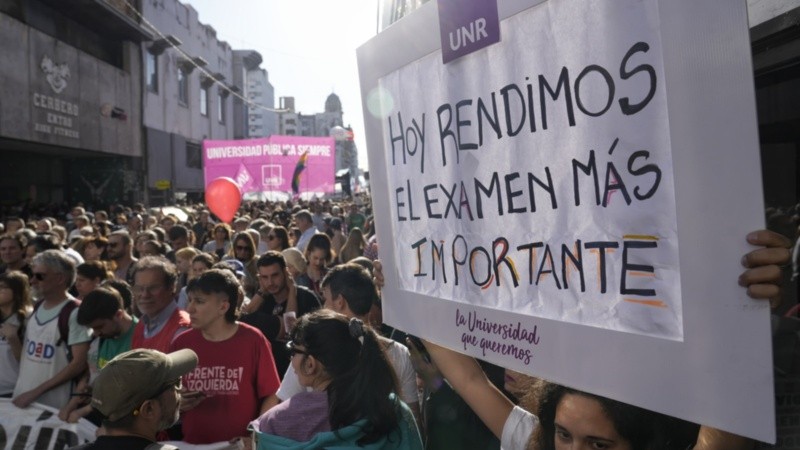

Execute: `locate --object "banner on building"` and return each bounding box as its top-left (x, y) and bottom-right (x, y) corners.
top-left (203, 135), bottom-right (336, 195)
top-left (358, 0), bottom-right (772, 442)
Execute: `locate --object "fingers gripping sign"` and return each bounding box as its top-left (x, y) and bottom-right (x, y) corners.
top-left (739, 230), bottom-right (792, 306)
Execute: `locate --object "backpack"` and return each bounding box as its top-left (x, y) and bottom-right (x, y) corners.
top-left (33, 298), bottom-right (81, 361)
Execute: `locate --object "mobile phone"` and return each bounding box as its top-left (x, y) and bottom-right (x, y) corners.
top-left (181, 390), bottom-right (206, 399)
top-left (406, 335), bottom-right (431, 364)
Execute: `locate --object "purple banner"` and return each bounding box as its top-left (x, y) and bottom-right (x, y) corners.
top-left (438, 0), bottom-right (501, 64)
top-left (203, 135), bottom-right (335, 194)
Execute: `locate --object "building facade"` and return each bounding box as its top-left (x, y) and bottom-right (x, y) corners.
top-left (234, 50), bottom-right (278, 139)
top-left (750, 0), bottom-right (800, 213)
top-left (140, 0), bottom-right (241, 203)
top-left (0, 0), bottom-right (150, 208)
top-left (377, 0), bottom-right (431, 32)
top-left (277, 94), bottom-right (359, 193)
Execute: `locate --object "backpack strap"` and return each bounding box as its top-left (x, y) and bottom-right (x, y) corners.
top-left (33, 298), bottom-right (81, 362)
top-left (32, 298), bottom-right (81, 346)
top-left (57, 299), bottom-right (81, 347)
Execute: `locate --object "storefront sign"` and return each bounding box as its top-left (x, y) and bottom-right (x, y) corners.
top-left (32, 55), bottom-right (80, 139)
top-left (155, 179), bottom-right (172, 190)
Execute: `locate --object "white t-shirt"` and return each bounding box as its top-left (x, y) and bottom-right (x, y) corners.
top-left (14, 299), bottom-right (91, 408)
top-left (276, 338), bottom-right (419, 407)
top-left (501, 405), bottom-right (538, 450)
top-left (0, 313), bottom-right (26, 395)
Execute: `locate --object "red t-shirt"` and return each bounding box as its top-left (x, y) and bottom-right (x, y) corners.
top-left (170, 322), bottom-right (280, 444)
top-left (132, 308), bottom-right (190, 353)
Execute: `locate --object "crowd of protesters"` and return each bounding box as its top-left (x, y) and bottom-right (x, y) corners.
top-left (0, 196), bottom-right (793, 450)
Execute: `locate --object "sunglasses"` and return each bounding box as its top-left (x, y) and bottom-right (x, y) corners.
top-left (32, 272), bottom-right (48, 281)
top-left (286, 341), bottom-right (308, 358)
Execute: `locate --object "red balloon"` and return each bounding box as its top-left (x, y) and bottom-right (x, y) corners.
top-left (205, 177), bottom-right (241, 223)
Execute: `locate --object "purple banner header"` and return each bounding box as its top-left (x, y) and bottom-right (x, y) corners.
top-left (438, 0), bottom-right (501, 64)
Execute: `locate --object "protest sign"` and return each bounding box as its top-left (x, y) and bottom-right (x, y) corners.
top-left (0, 399), bottom-right (96, 449)
top-left (358, 0), bottom-right (773, 441)
top-left (203, 135), bottom-right (335, 195)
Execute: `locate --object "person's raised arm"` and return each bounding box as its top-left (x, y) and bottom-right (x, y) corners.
top-left (373, 259), bottom-right (514, 438)
top-left (694, 427), bottom-right (754, 450)
top-left (422, 340), bottom-right (514, 439)
top-left (241, 290), bottom-right (264, 314)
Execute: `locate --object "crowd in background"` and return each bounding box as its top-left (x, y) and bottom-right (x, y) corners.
top-left (0, 196), bottom-right (793, 449)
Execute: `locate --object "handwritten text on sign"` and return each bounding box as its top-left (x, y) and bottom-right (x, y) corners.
top-left (379, 3), bottom-right (681, 345)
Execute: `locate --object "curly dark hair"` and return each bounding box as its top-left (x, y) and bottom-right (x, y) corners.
top-left (528, 382), bottom-right (698, 450)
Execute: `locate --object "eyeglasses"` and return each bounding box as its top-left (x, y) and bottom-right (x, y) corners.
top-left (134, 378), bottom-right (182, 416)
top-left (32, 272), bottom-right (48, 281)
top-left (286, 341), bottom-right (308, 358)
top-left (133, 285), bottom-right (165, 296)
top-left (152, 378), bottom-right (182, 398)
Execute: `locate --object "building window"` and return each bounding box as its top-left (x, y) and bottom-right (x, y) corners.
top-left (178, 69), bottom-right (189, 105)
top-left (186, 142), bottom-right (202, 169)
top-left (200, 87), bottom-right (208, 116)
top-left (218, 91), bottom-right (226, 123)
top-left (146, 52), bottom-right (158, 93)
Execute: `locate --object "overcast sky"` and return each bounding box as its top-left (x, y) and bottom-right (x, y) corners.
top-left (184, 0), bottom-right (379, 169)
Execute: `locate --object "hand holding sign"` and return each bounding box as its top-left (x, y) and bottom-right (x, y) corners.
top-left (205, 177), bottom-right (241, 223)
top-left (739, 230), bottom-right (793, 304)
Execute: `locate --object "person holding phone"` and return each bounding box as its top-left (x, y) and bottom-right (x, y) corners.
top-left (169, 269), bottom-right (280, 444)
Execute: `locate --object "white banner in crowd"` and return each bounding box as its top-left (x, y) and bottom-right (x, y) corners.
top-left (0, 399), bottom-right (96, 449)
top-left (359, 0), bottom-right (774, 442)
top-left (0, 400), bottom-right (237, 450)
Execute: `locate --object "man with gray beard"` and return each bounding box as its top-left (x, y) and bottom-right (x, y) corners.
top-left (68, 349), bottom-right (198, 450)
top-left (13, 250), bottom-right (91, 409)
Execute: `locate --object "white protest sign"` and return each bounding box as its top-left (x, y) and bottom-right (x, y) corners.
top-left (0, 399), bottom-right (96, 449)
top-left (358, 0), bottom-right (774, 442)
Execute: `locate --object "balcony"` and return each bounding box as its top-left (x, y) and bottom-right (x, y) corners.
top-left (38, 0), bottom-right (153, 42)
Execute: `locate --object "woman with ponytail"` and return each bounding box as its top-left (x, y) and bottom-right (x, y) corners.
top-left (251, 309), bottom-right (423, 450)
top-left (0, 271), bottom-right (33, 397)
